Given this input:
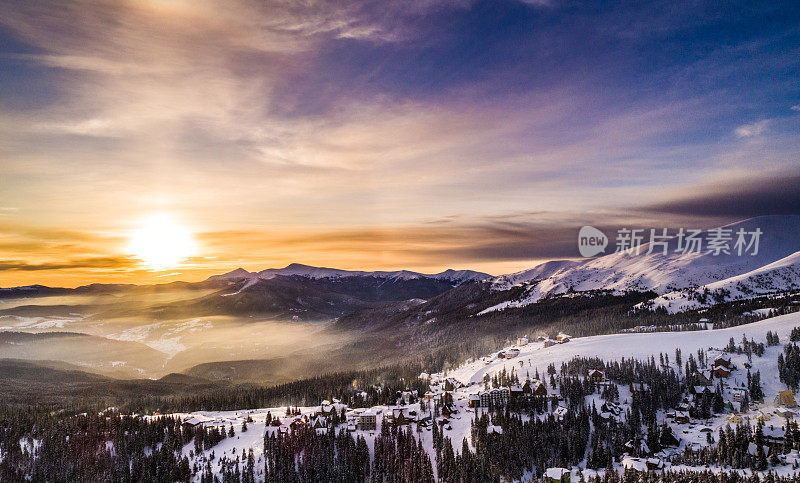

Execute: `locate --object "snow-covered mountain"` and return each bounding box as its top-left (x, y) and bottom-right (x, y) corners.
top-left (482, 215), bottom-right (800, 314)
top-left (209, 263), bottom-right (490, 284)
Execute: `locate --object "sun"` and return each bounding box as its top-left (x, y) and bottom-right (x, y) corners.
top-left (127, 214), bottom-right (197, 270)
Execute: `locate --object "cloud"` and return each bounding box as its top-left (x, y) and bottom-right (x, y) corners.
top-left (735, 120), bottom-right (769, 137)
top-left (642, 170), bottom-right (800, 218)
top-left (0, 256), bottom-right (134, 271)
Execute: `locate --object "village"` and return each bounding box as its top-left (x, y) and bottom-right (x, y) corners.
top-left (166, 314), bottom-right (800, 481)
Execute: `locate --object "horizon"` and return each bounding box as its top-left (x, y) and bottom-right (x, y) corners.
top-left (2, 0), bottom-right (799, 287)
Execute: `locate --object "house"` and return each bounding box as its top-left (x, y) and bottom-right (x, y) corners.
top-left (505, 348), bottom-right (520, 359)
top-left (443, 377), bottom-right (463, 391)
top-left (775, 390), bottom-right (798, 408)
top-left (497, 351), bottom-right (506, 359)
top-left (526, 379), bottom-right (547, 397)
top-left (389, 407), bottom-right (416, 426)
top-left (691, 385), bottom-right (712, 396)
top-left (554, 406), bottom-right (569, 421)
top-left (556, 333), bottom-right (572, 343)
top-left (587, 369), bottom-right (605, 384)
top-left (441, 404), bottom-right (456, 418)
top-left (517, 337), bottom-right (529, 346)
top-left (692, 370), bottom-right (713, 386)
top-left (543, 339), bottom-right (558, 348)
top-left (713, 366), bottom-right (731, 379)
top-left (290, 417), bottom-right (307, 432)
top-left (761, 425), bottom-right (786, 449)
top-left (479, 387), bottom-right (511, 407)
top-left (183, 415), bottom-right (212, 427)
top-left (311, 415), bottom-right (327, 430)
top-left (713, 355), bottom-right (733, 370)
top-left (424, 391), bottom-right (436, 400)
top-left (419, 372), bottom-right (430, 381)
top-left (645, 458), bottom-right (664, 471)
top-left (674, 411), bottom-right (690, 424)
top-left (536, 336), bottom-right (547, 342)
top-left (358, 409), bottom-right (378, 431)
top-left (468, 394), bottom-right (481, 408)
top-left (544, 467), bottom-right (570, 482)
top-left (509, 385), bottom-right (524, 399)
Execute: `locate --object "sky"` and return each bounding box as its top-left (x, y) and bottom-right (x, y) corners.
top-left (1, 0), bottom-right (799, 287)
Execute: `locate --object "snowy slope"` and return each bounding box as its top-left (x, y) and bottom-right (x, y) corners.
top-left (649, 250), bottom-right (800, 313)
top-left (483, 215), bottom-right (800, 313)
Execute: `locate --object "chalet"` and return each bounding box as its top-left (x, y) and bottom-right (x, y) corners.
top-left (479, 387), bottom-right (511, 407)
top-left (311, 416), bottom-right (327, 430)
top-left (660, 426), bottom-right (681, 447)
top-left (587, 369), bottom-right (606, 384)
top-left (468, 394), bottom-right (481, 408)
top-left (543, 339), bottom-right (558, 348)
top-left (713, 366), bottom-right (731, 379)
top-left (290, 418), bottom-right (307, 432)
top-left (556, 333), bottom-right (572, 343)
top-left (713, 355), bottom-right (733, 370)
top-left (692, 370), bottom-right (713, 386)
top-left (600, 401), bottom-right (622, 420)
top-left (505, 348), bottom-right (521, 359)
top-left (645, 458), bottom-right (664, 471)
top-left (358, 409), bottom-right (377, 431)
top-left (497, 351), bottom-right (506, 359)
top-left (441, 404), bottom-right (456, 418)
top-left (183, 415), bottom-right (212, 427)
top-left (517, 337), bottom-right (529, 346)
top-left (526, 379), bottom-right (548, 396)
top-left (436, 391), bottom-right (451, 405)
top-left (545, 467), bottom-right (570, 482)
top-left (761, 425), bottom-right (786, 450)
top-left (389, 407), bottom-right (416, 426)
top-left (775, 390), bottom-right (798, 408)
top-left (443, 377), bottom-right (463, 391)
top-left (691, 385), bottom-right (712, 396)
top-left (509, 385), bottom-right (524, 400)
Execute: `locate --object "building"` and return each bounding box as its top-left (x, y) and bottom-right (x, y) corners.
top-left (527, 379), bottom-right (548, 396)
top-left (517, 337), bottom-right (529, 346)
top-left (713, 355), bottom-right (733, 370)
top-left (443, 377), bottom-right (463, 391)
top-left (359, 409), bottom-right (377, 431)
top-left (505, 348), bottom-right (520, 359)
top-left (545, 467), bottom-right (570, 482)
top-left (775, 390), bottom-right (798, 408)
top-left (713, 366), bottom-right (731, 378)
top-left (554, 406), bottom-right (569, 421)
top-left (556, 333), bottom-right (572, 343)
top-left (543, 339), bottom-right (558, 348)
top-left (587, 369), bottom-right (605, 383)
top-left (692, 370), bottom-right (713, 386)
top-left (468, 394), bottom-right (481, 408)
top-left (479, 387), bottom-right (511, 407)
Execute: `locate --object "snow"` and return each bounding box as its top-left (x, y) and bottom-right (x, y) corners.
top-left (208, 263), bottom-right (489, 284)
top-left (482, 215), bottom-right (800, 314)
top-left (149, 309), bottom-right (800, 481)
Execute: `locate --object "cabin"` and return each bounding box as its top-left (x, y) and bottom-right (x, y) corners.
top-left (543, 339), bottom-right (558, 348)
top-left (544, 467), bottom-right (570, 482)
top-left (468, 394), bottom-right (481, 408)
top-left (443, 377), bottom-right (463, 391)
top-left (556, 333), bottom-right (572, 343)
top-left (713, 355), bottom-right (733, 370)
top-left (713, 366), bottom-right (731, 379)
top-left (509, 385), bottom-right (524, 400)
top-left (761, 425), bottom-right (786, 450)
top-left (527, 379), bottom-right (548, 396)
top-left (587, 369), bottom-right (606, 383)
top-left (389, 407), bottom-right (416, 427)
top-left (775, 390), bottom-right (798, 408)
top-left (692, 370), bottom-right (713, 386)
top-left (505, 348), bottom-right (521, 359)
top-left (517, 337), bottom-right (529, 346)
top-left (358, 410), bottom-right (378, 431)
top-left (290, 418), bottom-right (307, 432)
top-left (441, 404), bottom-right (456, 418)
top-left (674, 411), bottom-right (690, 424)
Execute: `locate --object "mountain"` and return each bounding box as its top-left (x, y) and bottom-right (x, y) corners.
top-left (480, 215), bottom-right (800, 314)
top-left (209, 263), bottom-right (489, 284)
